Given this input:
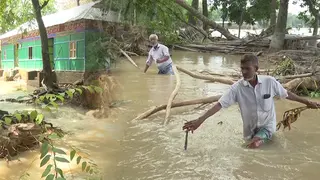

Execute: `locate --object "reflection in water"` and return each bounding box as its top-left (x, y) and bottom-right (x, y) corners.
top-left (1, 50), bottom-right (320, 180)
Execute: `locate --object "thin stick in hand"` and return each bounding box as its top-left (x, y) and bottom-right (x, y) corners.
top-left (184, 130), bottom-right (188, 150)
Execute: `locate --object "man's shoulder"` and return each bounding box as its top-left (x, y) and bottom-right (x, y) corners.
top-left (258, 75), bottom-right (277, 83)
top-left (158, 43), bottom-right (168, 49)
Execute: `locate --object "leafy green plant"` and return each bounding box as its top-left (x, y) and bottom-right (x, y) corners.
top-left (34, 85), bottom-right (103, 112)
top-left (39, 138), bottom-right (99, 180)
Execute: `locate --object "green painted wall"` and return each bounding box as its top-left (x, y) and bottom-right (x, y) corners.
top-left (54, 32), bottom-right (85, 71)
top-left (85, 32), bottom-right (106, 72)
top-left (18, 39), bottom-right (43, 70)
top-left (1, 44), bottom-right (14, 69)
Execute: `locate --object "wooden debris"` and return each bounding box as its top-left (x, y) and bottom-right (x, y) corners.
top-left (276, 106), bottom-right (309, 131)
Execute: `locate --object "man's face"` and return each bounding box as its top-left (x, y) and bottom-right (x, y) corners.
top-left (150, 38), bottom-right (158, 46)
top-left (241, 61), bottom-right (257, 81)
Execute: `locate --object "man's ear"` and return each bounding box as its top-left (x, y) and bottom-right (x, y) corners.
top-left (255, 66), bottom-right (259, 72)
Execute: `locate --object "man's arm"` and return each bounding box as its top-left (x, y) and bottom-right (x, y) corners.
top-left (272, 77), bottom-right (319, 108)
top-left (144, 52), bottom-right (153, 73)
top-left (286, 91), bottom-right (310, 105)
top-left (156, 46), bottom-right (170, 63)
top-left (197, 103), bottom-right (222, 123)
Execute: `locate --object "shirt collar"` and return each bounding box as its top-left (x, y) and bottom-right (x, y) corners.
top-left (242, 75), bottom-right (262, 87)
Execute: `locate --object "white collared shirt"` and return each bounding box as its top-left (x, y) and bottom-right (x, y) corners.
top-left (218, 75), bottom-right (288, 140)
top-left (146, 44), bottom-right (172, 69)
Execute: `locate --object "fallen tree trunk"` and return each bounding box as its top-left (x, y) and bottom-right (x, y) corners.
top-left (175, 0), bottom-right (238, 40)
top-left (164, 65), bottom-right (181, 125)
top-left (176, 66), bottom-right (235, 85)
top-left (133, 95), bottom-right (221, 120)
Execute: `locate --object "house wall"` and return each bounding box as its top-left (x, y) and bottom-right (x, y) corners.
top-left (54, 32), bottom-right (85, 71)
top-left (1, 44), bottom-right (14, 69)
top-left (19, 39), bottom-right (43, 70)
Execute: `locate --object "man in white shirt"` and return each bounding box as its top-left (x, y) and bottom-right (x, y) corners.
top-left (144, 34), bottom-right (174, 75)
top-left (183, 54), bottom-right (320, 148)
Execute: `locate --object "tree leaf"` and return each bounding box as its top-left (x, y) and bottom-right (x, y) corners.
top-left (40, 141), bottom-right (49, 159)
top-left (55, 157), bottom-right (70, 163)
top-left (49, 101), bottom-right (58, 109)
top-left (14, 114), bottom-right (22, 122)
top-left (75, 88), bottom-right (83, 95)
top-left (89, 169), bottom-right (93, 174)
top-left (36, 114), bottom-right (44, 124)
top-left (56, 168), bottom-right (64, 178)
top-left (82, 161), bottom-right (87, 171)
top-left (55, 94), bottom-right (64, 102)
top-left (45, 174), bottom-right (54, 180)
top-left (4, 117), bottom-right (12, 125)
top-left (44, 106), bottom-right (52, 112)
top-left (39, 95), bottom-right (45, 102)
top-left (87, 86), bottom-right (94, 93)
top-left (52, 147), bottom-right (66, 155)
top-left (93, 86), bottom-right (103, 93)
top-left (30, 110), bottom-right (38, 121)
top-left (41, 164), bottom-right (52, 178)
top-left (76, 156), bottom-right (82, 164)
top-left (48, 133), bottom-right (60, 139)
top-left (40, 155), bottom-right (51, 167)
top-left (86, 165), bottom-right (91, 172)
top-left (70, 149), bottom-right (76, 161)
top-left (66, 90), bottom-right (73, 98)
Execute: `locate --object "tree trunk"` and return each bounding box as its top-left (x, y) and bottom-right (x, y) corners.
top-left (175, 0), bottom-right (238, 40)
top-left (269, 0), bottom-right (289, 51)
top-left (77, 0), bottom-right (80, 6)
top-left (188, 0), bottom-right (199, 26)
top-left (31, 0), bottom-right (57, 89)
top-left (269, 0), bottom-right (277, 31)
top-left (152, 0), bottom-right (157, 21)
top-left (238, 9), bottom-right (244, 38)
top-left (202, 0), bottom-right (208, 31)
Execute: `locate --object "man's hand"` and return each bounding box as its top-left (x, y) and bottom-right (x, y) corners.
top-left (182, 119), bottom-right (203, 133)
top-left (306, 101), bottom-right (320, 109)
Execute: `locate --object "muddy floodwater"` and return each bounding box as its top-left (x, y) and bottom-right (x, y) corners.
top-left (1, 50), bottom-right (320, 180)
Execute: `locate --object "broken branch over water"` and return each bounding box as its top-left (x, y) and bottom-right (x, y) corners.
top-left (164, 65), bottom-right (181, 125)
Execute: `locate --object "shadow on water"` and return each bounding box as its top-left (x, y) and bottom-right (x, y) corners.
top-left (1, 50), bottom-right (320, 180)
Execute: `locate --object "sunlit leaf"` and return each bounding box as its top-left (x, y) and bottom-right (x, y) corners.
top-left (30, 110), bottom-right (38, 121)
top-left (14, 114), bottom-right (22, 122)
top-left (93, 86), bottom-right (103, 93)
top-left (56, 168), bottom-right (64, 178)
top-left (36, 114), bottom-right (44, 124)
top-left (76, 156), bottom-right (82, 164)
top-left (55, 157), bottom-right (70, 163)
top-left (82, 161), bottom-right (87, 171)
top-left (48, 133), bottom-right (60, 139)
top-left (4, 117), bottom-right (12, 125)
top-left (75, 88), bottom-right (83, 95)
top-left (70, 149), bottom-right (76, 161)
top-left (40, 155), bottom-right (51, 167)
top-left (87, 86), bottom-right (94, 93)
top-left (40, 141), bottom-right (49, 159)
top-left (52, 147), bottom-right (66, 155)
top-left (55, 95), bottom-right (64, 102)
top-left (41, 164), bottom-right (52, 178)
top-left (49, 101), bottom-right (58, 109)
top-left (45, 174), bottom-right (54, 180)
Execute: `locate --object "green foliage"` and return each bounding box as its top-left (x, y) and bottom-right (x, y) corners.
top-left (294, 0), bottom-right (320, 28)
top-left (0, 109), bottom-right (45, 126)
top-left (34, 85), bottom-right (102, 112)
top-left (0, 0), bottom-right (56, 34)
top-left (39, 140), bottom-right (99, 180)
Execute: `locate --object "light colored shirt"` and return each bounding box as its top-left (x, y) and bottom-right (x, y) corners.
top-left (146, 43), bottom-right (172, 69)
top-left (218, 75), bottom-right (288, 140)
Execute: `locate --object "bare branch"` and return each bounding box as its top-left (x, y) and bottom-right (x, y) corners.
top-left (40, 0), bottom-right (50, 10)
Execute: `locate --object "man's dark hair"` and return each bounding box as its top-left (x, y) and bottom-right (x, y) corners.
top-left (240, 54), bottom-right (259, 67)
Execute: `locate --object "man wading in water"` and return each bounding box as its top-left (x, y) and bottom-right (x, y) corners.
top-left (144, 34), bottom-right (174, 75)
top-left (183, 54), bottom-right (320, 148)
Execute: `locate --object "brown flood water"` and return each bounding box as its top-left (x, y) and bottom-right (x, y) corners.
top-left (1, 50), bottom-right (320, 180)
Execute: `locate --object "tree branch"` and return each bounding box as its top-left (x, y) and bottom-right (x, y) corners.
top-left (40, 0), bottom-right (50, 10)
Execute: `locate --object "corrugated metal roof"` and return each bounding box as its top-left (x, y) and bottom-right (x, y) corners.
top-left (0, 1), bottom-right (119, 39)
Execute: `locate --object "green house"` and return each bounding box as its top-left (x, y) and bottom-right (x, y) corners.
top-left (0, 2), bottom-right (120, 73)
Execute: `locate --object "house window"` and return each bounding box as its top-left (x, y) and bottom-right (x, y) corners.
top-left (28, 47), bottom-right (33, 59)
top-left (3, 50), bottom-right (6, 60)
top-left (69, 41), bottom-right (76, 58)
